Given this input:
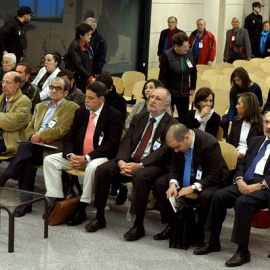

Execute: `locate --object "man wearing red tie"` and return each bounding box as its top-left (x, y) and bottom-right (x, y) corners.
top-left (193, 111), bottom-right (270, 267)
top-left (43, 81), bottom-right (123, 226)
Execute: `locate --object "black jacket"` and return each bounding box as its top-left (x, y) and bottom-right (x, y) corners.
top-left (66, 38), bottom-right (93, 91)
top-left (159, 48), bottom-right (197, 98)
top-left (90, 30), bottom-right (107, 76)
top-left (0, 17), bottom-right (24, 63)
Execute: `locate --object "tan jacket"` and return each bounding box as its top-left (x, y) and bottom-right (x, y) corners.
top-left (0, 89), bottom-right (32, 155)
top-left (25, 99), bottom-right (79, 157)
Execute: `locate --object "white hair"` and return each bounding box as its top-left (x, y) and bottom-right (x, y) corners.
top-left (3, 53), bottom-right (16, 64)
top-left (85, 17), bottom-right (97, 28)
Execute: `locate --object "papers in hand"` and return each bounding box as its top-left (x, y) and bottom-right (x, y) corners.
top-left (18, 140), bottom-right (57, 149)
top-left (169, 195), bottom-right (181, 213)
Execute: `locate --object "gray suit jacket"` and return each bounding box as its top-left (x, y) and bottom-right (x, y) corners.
top-left (223, 27), bottom-right (251, 60)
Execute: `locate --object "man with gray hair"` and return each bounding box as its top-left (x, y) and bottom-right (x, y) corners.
top-left (85, 17), bottom-right (107, 76)
top-left (85, 88), bottom-right (178, 240)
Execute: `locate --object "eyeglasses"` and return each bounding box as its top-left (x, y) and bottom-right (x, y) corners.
top-left (49, 85), bottom-right (63, 91)
top-left (1, 80), bottom-right (15, 85)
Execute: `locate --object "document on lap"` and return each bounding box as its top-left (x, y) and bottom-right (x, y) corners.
top-left (18, 140), bottom-right (57, 149)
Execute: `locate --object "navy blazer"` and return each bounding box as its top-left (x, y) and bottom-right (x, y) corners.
top-left (169, 129), bottom-right (224, 189)
top-left (63, 103), bottom-right (123, 160)
top-left (116, 111), bottom-right (178, 166)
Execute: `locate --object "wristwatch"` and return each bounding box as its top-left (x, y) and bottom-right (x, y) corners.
top-left (191, 184), bottom-right (196, 191)
top-left (139, 162), bottom-right (145, 169)
top-left (260, 181), bottom-right (266, 190)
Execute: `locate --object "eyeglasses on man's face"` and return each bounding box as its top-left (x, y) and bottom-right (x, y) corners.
top-left (49, 85), bottom-right (63, 91)
top-left (1, 80), bottom-right (15, 85)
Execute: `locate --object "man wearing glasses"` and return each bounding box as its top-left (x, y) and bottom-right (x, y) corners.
top-left (157, 16), bottom-right (185, 61)
top-left (0, 71), bottom-right (31, 154)
top-left (0, 76), bottom-right (79, 217)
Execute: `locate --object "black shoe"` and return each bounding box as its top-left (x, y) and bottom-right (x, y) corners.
top-left (109, 187), bottom-right (118, 196)
top-left (153, 226), bottom-right (171, 240)
top-left (193, 241), bottom-right (221, 255)
top-left (85, 218), bottom-right (106, 232)
top-left (14, 205), bottom-right (32, 217)
top-left (225, 251), bottom-right (250, 267)
top-left (66, 210), bottom-right (87, 226)
top-left (116, 187), bottom-right (128, 205)
top-left (124, 226), bottom-right (145, 241)
top-left (0, 174), bottom-right (9, 187)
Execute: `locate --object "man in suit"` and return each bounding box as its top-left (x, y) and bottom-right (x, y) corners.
top-left (0, 71), bottom-right (32, 155)
top-left (154, 123), bottom-right (226, 244)
top-left (84, 88), bottom-right (178, 240)
top-left (43, 81), bottom-right (123, 226)
top-left (0, 77), bottom-right (79, 216)
top-left (193, 111), bottom-right (270, 267)
top-left (223, 17), bottom-right (252, 63)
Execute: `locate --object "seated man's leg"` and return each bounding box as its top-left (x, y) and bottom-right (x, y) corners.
top-left (124, 166), bottom-right (164, 241)
top-left (66, 157), bottom-right (108, 226)
top-left (194, 184), bottom-right (241, 255)
top-left (85, 159), bottom-right (121, 232)
top-left (44, 153), bottom-right (71, 199)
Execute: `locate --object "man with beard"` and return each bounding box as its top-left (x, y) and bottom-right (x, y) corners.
top-left (0, 6), bottom-right (35, 63)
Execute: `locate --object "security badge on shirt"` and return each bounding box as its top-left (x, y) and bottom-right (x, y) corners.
top-left (153, 138), bottom-right (161, 151)
top-left (199, 41), bottom-right (203, 48)
top-left (47, 117), bottom-right (57, 128)
top-left (98, 131), bottom-right (104, 145)
top-left (186, 59), bottom-right (193, 68)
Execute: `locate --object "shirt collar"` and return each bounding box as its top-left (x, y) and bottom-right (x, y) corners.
top-left (91, 103), bottom-right (104, 117)
top-left (48, 98), bottom-right (64, 108)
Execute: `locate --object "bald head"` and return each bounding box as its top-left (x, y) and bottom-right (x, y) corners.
top-left (2, 71), bottom-right (21, 99)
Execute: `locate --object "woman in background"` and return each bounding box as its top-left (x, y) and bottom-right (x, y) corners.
top-left (186, 87), bottom-right (220, 137)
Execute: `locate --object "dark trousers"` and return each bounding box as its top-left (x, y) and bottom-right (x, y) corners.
top-left (155, 174), bottom-right (220, 233)
top-left (205, 182), bottom-right (269, 247)
top-left (171, 96), bottom-right (189, 124)
top-left (95, 158), bottom-right (165, 216)
top-left (4, 142), bottom-right (43, 192)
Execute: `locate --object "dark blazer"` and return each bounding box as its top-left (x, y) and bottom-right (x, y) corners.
top-left (186, 110), bottom-right (220, 137)
top-left (169, 129), bottom-right (224, 189)
top-left (227, 118), bottom-right (263, 149)
top-left (223, 27), bottom-right (251, 60)
top-left (63, 103), bottom-right (123, 160)
top-left (116, 111), bottom-right (178, 166)
top-left (235, 135), bottom-right (270, 210)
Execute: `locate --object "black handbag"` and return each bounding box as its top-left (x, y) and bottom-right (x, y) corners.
top-left (169, 199), bottom-right (196, 250)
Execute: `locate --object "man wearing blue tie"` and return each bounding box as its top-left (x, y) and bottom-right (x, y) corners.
top-left (194, 111), bottom-right (270, 267)
top-left (154, 123), bottom-right (227, 244)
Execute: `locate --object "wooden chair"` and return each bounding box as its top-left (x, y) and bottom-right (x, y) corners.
top-left (222, 67), bottom-right (234, 77)
top-left (195, 79), bottom-right (211, 90)
top-left (248, 73), bottom-right (259, 82)
top-left (233, 60), bottom-right (251, 68)
top-left (122, 71), bottom-right (145, 101)
top-left (245, 66), bottom-right (264, 79)
top-left (201, 69), bottom-right (223, 81)
top-left (263, 56), bottom-right (270, 63)
top-left (196, 64), bottom-right (212, 75)
top-left (214, 62), bottom-right (233, 70)
top-left (214, 89), bottom-right (230, 116)
top-left (112, 76), bottom-right (124, 95)
top-left (208, 75), bottom-right (231, 90)
top-left (147, 67), bottom-right (160, 79)
top-left (216, 126), bottom-right (224, 141)
top-left (132, 80), bottom-right (146, 103)
top-left (254, 78), bottom-right (269, 104)
top-left (261, 63), bottom-right (270, 73)
top-left (218, 141), bottom-right (238, 171)
top-left (250, 57), bottom-right (265, 67)
top-left (265, 75), bottom-right (270, 87)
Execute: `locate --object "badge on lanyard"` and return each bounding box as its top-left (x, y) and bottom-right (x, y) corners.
top-left (232, 36), bottom-right (235, 41)
top-left (196, 166), bottom-right (203, 180)
top-left (98, 131), bottom-right (104, 145)
top-left (48, 117), bottom-right (57, 128)
top-left (186, 59), bottom-right (193, 68)
top-left (199, 41), bottom-right (203, 48)
top-left (153, 138), bottom-right (161, 151)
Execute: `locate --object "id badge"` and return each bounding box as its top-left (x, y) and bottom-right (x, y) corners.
top-left (153, 140), bottom-right (161, 151)
top-left (196, 169), bottom-right (202, 180)
top-left (18, 30), bottom-right (21, 35)
top-left (199, 41), bottom-right (203, 48)
top-left (98, 132), bottom-right (104, 145)
top-left (48, 118), bottom-right (57, 128)
top-left (232, 36), bottom-right (235, 41)
top-left (186, 59), bottom-right (193, 68)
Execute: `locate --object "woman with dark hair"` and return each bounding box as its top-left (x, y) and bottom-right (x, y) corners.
top-left (159, 32), bottom-right (197, 124)
top-left (65, 22), bottom-right (94, 92)
top-left (227, 92), bottom-right (263, 160)
top-left (32, 52), bottom-right (61, 100)
top-left (124, 79), bottom-right (167, 131)
top-left (222, 67), bottom-right (262, 137)
top-left (186, 87), bottom-right (220, 137)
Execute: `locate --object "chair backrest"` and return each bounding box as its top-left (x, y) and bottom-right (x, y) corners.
top-left (214, 62), bottom-right (233, 70)
top-left (218, 141), bottom-right (238, 171)
top-left (248, 72), bottom-right (259, 82)
top-left (250, 57), bottom-right (265, 67)
top-left (222, 67), bottom-right (234, 77)
top-left (265, 75), bottom-right (270, 87)
top-left (214, 88), bottom-right (230, 116)
top-left (254, 78), bottom-right (269, 103)
top-left (122, 71), bottom-right (145, 98)
top-left (132, 80), bottom-right (146, 102)
top-left (147, 67), bottom-right (160, 80)
top-left (216, 126), bottom-right (224, 141)
top-left (112, 76), bottom-right (124, 94)
top-left (245, 66), bottom-right (264, 78)
top-left (195, 78), bottom-right (212, 90)
top-left (201, 69), bottom-right (223, 81)
top-left (208, 75), bottom-right (231, 90)
top-left (196, 64), bottom-right (213, 75)
top-left (261, 63), bottom-right (270, 73)
top-left (233, 59), bottom-right (251, 68)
